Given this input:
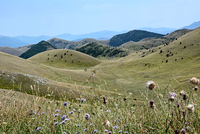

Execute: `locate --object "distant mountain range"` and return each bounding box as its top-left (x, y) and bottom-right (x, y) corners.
top-left (0, 21), bottom-right (200, 48)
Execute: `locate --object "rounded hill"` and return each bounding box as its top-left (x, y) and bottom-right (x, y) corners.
top-left (28, 49), bottom-right (101, 68)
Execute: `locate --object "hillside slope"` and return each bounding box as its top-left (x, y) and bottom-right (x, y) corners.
top-left (121, 29), bottom-right (191, 51)
top-left (19, 41), bottom-right (56, 59)
top-left (0, 47), bottom-right (23, 56)
top-left (28, 49), bottom-right (101, 68)
top-left (109, 30), bottom-right (164, 47)
top-left (76, 42), bottom-right (128, 58)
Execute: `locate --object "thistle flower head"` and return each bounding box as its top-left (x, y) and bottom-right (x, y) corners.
top-left (36, 127), bottom-right (41, 132)
top-left (103, 119), bottom-right (110, 127)
top-left (181, 128), bottom-right (186, 134)
top-left (85, 113), bottom-right (90, 120)
top-left (168, 92), bottom-right (177, 101)
top-left (149, 100), bottom-right (156, 108)
top-left (64, 102), bottom-right (68, 106)
top-left (194, 86), bottom-right (198, 91)
top-left (80, 99), bottom-right (85, 103)
top-left (146, 81), bottom-right (156, 90)
top-left (186, 104), bottom-right (195, 112)
top-left (103, 95), bottom-right (108, 104)
top-left (61, 115), bottom-right (66, 120)
top-left (190, 77), bottom-right (199, 84)
top-left (180, 91), bottom-right (186, 96)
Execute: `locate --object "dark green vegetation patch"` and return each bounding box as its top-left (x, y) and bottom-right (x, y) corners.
top-left (19, 41), bottom-right (56, 59)
top-left (76, 42), bottom-right (128, 58)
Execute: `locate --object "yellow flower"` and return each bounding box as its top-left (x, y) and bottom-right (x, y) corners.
top-left (114, 89), bottom-right (117, 92)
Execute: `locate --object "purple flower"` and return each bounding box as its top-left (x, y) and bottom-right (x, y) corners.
top-left (73, 109), bottom-right (76, 112)
top-left (77, 124), bottom-right (81, 127)
top-left (54, 122), bottom-right (58, 126)
top-left (36, 127), bottom-right (41, 132)
top-left (59, 121), bottom-right (66, 125)
top-left (124, 131), bottom-right (128, 133)
top-left (108, 131), bottom-right (112, 134)
top-left (113, 126), bottom-right (119, 130)
top-left (182, 111), bottom-right (185, 116)
top-left (84, 128), bottom-right (88, 131)
top-left (90, 123), bottom-right (93, 126)
top-left (85, 113), bottom-right (90, 120)
top-left (181, 128), bottom-right (186, 134)
top-left (61, 115), bottom-right (66, 120)
top-left (174, 129), bottom-right (179, 134)
top-left (55, 109), bottom-right (59, 113)
top-left (149, 100), bottom-right (155, 108)
top-left (104, 129), bottom-right (108, 132)
top-left (63, 132), bottom-right (67, 134)
top-left (177, 103), bottom-right (180, 108)
top-left (37, 113), bottom-right (40, 116)
top-left (118, 130), bottom-right (122, 133)
top-left (106, 110), bottom-right (111, 113)
top-left (42, 112), bottom-right (45, 114)
top-left (93, 129), bottom-right (97, 133)
top-left (64, 118), bottom-right (70, 121)
top-left (69, 111), bottom-right (73, 114)
top-left (54, 114), bottom-right (59, 117)
top-left (81, 99), bottom-right (85, 103)
top-left (64, 102), bottom-right (68, 106)
top-left (184, 122), bottom-right (188, 125)
top-left (30, 109), bottom-right (34, 112)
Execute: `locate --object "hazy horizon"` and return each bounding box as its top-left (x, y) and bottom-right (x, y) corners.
top-left (1, 0), bottom-right (200, 37)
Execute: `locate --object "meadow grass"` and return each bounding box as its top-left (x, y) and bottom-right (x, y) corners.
top-left (1, 70), bottom-right (200, 134)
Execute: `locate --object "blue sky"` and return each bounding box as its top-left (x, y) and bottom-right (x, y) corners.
top-left (1, 0), bottom-right (200, 36)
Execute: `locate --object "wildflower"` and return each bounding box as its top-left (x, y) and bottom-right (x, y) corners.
top-left (106, 110), bottom-right (111, 113)
top-left (64, 118), bottom-right (70, 121)
top-left (55, 109), bottom-right (59, 113)
top-left (108, 131), bottom-right (112, 134)
top-left (59, 121), bottom-right (66, 125)
top-left (36, 127), bottom-right (41, 132)
top-left (174, 129), bottom-right (179, 134)
top-left (77, 124), bottom-right (81, 127)
top-left (194, 86), bottom-right (198, 91)
top-left (85, 113), bottom-right (90, 120)
top-left (190, 77), bottom-right (199, 84)
top-left (186, 104), bottom-right (195, 112)
top-left (180, 91), bottom-right (186, 96)
top-left (84, 128), bottom-right (88, 131)
top-left (54, 114), bottom-right (59, 117)
top-left (146, 81), bottom-right (156, 90)
top-left (64, 102), bottom-right (68, 106)
top-left (87, 76), bottom-right (92, 80)
top-left (54, 122), bottom-right (58, 126)
top-left (80, 99), bottom-right (85, 103)
top-left (177, 103), bottom-right (180, 108)
top-left (69, 111), bottom-right (73, 114)
top-left (149, 100), bottom-right (156, 108)
top-left (90, 123), bottom-right (93, 126)
top-left (114, 89), bottom-right (117, 92)
top-left (63, 132), bottom-right (67, 134)
top-left (182, 111), bottom-right (185, 116)
top-left (181, 128), bottom-right (186, 134)
top-left (92, 69), bottom-right (97, 74)
top-left (93, 129), bottom-right (97, 133)
top-left (42, 112), bottom-right (45, 114)
top-left (73, 109), bottom-right (76, 112)
top-left (124, 131), bottom-right (128, 133)
top-left (37, 113), bottom-right (40, 116)
top-left (103, 119), bottom-right (111, 127)
top-left (168, 92), bottom-right (177, 101)
top-left (118, 130), bottom-right (122, 133)
top-left (61, 115), bottom-right (66, 120)
top-left (113, 126), bottom-right (119, 130)
top-left (104, 129), bottom-right (108, 132)
top-left (103, 95), bottom-right (108, 104)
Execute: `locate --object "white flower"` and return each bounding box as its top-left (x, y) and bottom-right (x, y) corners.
top-left (146, 81), bottom-right (156, 90)
top-left (168, 92), bottom-right (177, 101)
top-left (180, 91), bottom-right (186, 96)
top-left (187, 104), bottom-right (195, 112)
top-left (190, 77), bottom-right (199, 84)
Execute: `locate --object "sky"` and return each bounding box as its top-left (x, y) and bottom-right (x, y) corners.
top-left (1, 0), bottom-right (200, 37)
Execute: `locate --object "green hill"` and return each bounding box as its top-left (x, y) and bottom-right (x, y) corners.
top-left (75, 42), bottom-right (128, 58)
top-left (109, 30), bottom-right (164, 47)
top-left (120, 29), bottom-right (191, 51)
top-left (19, 41), bottom-right (56, 59)
top-left (28, 49), bottom-right (101, 68)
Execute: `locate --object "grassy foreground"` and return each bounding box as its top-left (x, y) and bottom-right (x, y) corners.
top-left (1, 73), bottom-right (200, 133)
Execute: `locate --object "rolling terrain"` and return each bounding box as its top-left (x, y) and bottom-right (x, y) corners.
top-left (0, 26), bottom-right (200, 101)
